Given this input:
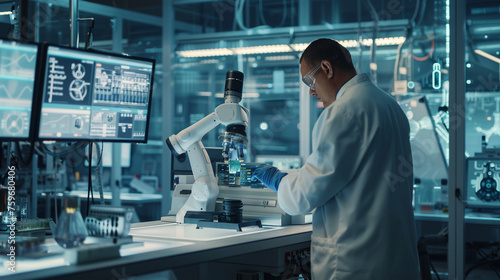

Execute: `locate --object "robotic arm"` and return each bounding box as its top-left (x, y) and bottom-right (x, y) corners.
top-left (166, 71), bottom-right (248, 223)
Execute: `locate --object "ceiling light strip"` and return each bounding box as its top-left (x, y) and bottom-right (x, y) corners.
top-left (177, 37), bottom-right (406, 58)
top-left (177, 48), bottom-right (233, 58)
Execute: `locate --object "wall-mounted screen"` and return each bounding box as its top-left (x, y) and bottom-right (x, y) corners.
top-left (466, 157), bottom-right (500, 209)
top-left (0, 39), bottom-right (39, 140)
top-left (37, 45), bottom-right (155, 143)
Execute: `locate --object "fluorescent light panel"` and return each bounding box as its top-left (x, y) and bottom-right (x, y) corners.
top-left (177, 37), bottom-right (406, 58)
top-left (213, 93), bottom-right (260, 98)
top-left (265, 55), bottom-right (296, 61)
top-left (232, 44), bottom-right (293, 55)
top-left (177, 48), bottom-right (233, 58)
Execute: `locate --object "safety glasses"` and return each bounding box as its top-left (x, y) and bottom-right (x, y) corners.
top-left (302, 55), bottom-right (340, 91)
top-left (301, 64), bottom-right (321, 91)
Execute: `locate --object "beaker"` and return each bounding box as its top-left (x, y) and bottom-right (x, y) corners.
top-left (54, 194), bottom-right (88, 248)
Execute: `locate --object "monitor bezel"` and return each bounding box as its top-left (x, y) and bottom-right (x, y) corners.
top-left (0, 38), bottom-right (41, 142)
top-left (35, 43), bottom-right (156, 143)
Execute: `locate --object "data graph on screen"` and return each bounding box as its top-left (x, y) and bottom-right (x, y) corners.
top-left (38, 45), bottom-right (155, 143)
top-left (0, 39), bottom-right (38, 140)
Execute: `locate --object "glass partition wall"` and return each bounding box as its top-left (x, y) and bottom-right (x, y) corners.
top-left (14, 1), bottom-right (450, 219)
top-left (460, 0), bottom-right (500, 279)
top-left (173, 2), bottom-right (452, 277)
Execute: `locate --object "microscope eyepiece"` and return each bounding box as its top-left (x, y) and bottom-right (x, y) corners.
top-left (224, 70), bottom-right (244, 103)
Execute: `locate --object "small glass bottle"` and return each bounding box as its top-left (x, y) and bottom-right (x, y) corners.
top-left (54, 194), bottom-right (88, 248)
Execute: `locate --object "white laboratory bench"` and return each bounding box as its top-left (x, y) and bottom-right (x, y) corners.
top-left (414, 210), bottom-right (500, 245)
top-left (2, 221), bottom-right (312, 280)
top-left (415, 210), bottom-right (500, 225)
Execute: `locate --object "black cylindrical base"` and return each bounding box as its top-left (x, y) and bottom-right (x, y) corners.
top-left (221, 199), bottom-right (243, 223)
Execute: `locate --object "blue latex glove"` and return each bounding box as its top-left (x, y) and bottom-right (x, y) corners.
top-left (252, 165), bottom-right (287, 192)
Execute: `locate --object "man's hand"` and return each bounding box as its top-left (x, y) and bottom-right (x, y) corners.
top-left (252, 165), bottom-right (287, 192)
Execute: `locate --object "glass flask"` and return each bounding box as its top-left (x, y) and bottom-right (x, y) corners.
top-left (54, 194), bottom-right (88, 248)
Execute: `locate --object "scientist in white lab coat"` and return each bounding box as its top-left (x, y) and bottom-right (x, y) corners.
top-left (253, 38), bottom-right (419, 279)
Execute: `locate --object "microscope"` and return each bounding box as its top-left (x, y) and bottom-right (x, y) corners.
top-left (166, 71), bottom-right (248, 223)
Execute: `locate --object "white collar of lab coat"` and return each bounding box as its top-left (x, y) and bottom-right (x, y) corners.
top-left (335, 73), bottom-right (370, 100)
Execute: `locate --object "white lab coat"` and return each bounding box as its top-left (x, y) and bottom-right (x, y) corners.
top-left (278, 74), bottom-right (419, 280)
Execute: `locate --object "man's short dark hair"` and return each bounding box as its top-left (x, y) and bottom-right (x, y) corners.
top-left (300, 38), bottom-right (356, 73)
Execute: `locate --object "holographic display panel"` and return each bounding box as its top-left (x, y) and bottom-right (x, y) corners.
top-left (0, 39), bottom-right (38, 140)
top-left (398, 96), bottom-right (448, 185)
top-left (38, 45), bottom-right (155, 142)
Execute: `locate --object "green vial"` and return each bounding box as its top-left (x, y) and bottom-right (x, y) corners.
top-left (228, 159), bottom-right (241, 174)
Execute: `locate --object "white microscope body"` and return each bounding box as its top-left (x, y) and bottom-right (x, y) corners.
top-left (166, 71), bottom-right (248, 223)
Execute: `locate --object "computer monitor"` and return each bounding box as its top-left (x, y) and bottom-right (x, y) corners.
top-left (465, 157), bottom-right (500, 209)
top-left (0, 39), bottom-right (39, 140)
top-left (37, 44), bottom-right (155, 143)
top-left (398, 96), bottom-right (448, 185)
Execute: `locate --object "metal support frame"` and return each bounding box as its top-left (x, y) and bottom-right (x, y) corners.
top-left (298, 0), bottom-right (310, 26)
top-left (111, 17), bottom-right (123, 52)
top-left (30, 154), bottom-right (38, 218)
top-left (35, 0), bottom-right (218, 34)
top-left (110, 142), bottom-right (122, 206)
top-left (161, 0), bottom-right (175, 216)
top-left (18, 0), bottom-right (28, 41)
top-left (173, 0), bottom-right (214, 4)
top-left (69, 0), bottom-right (78, 47)
top-left (32, 1), bottom-right (40, 42)
top-left (35, 0), bottom-right (162, 26)
top-left (109, 17), bottom-right (123, 206)
top-left (207, 71), bottom-right (217, 147)
top-left (448, 0), bottom-right (466, 279)
top-left (176, 19), bottom-right (409, 45)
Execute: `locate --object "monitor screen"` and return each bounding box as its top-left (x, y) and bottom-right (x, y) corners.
top-left (37, 45), bottom-right (155, 142)
top-left (0, 39), bottom-right (39, 140)
top-left (465, 157), bottom-right (500, 208)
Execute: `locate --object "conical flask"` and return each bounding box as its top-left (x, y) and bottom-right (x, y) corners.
top-left (54, 195), bottom-right (88, 248)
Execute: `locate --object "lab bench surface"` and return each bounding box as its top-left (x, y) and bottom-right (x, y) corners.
top-left (2, 221), bottom-right (312, 280)
top-left (414, 210), bottom-right (500, 225)
top-left (414, 210), bottom-right (500, 245)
